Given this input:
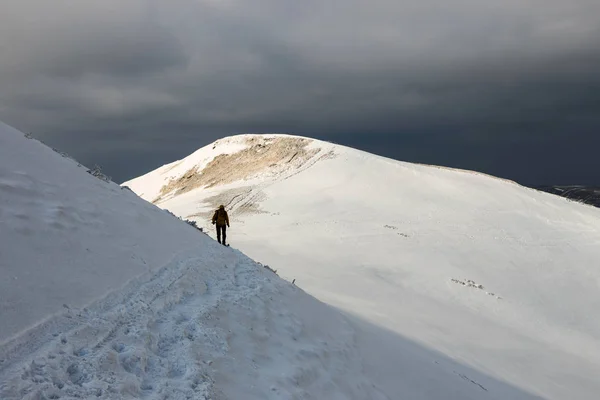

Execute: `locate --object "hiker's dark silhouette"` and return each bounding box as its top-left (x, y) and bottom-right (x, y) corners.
top-left (212, 205), bottom-right (230, 246)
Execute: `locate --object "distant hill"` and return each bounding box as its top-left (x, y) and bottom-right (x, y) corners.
top-left (537, 186), bottom-right (600, 208)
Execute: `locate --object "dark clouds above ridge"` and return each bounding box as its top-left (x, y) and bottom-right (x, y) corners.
top-left (1, 0), bottom-right (599, 185)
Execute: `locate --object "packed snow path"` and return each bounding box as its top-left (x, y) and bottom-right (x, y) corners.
top-left (0, 247), bottom-right (383, 400)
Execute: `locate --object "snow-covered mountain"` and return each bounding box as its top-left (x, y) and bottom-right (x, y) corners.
top-left (0, 123), bottom-right (547, 399)
top-left (126, 133), bottom-right (600, 399)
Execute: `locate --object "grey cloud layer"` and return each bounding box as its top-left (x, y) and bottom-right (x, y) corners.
top-left (1, 0), bottom-right (599, 183)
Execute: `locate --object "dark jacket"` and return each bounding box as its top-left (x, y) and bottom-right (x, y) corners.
top-left (212, 206), bottom-right (229, 227)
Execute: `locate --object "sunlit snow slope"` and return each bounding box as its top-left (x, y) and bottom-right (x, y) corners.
top-left (0, 122), bottom-right (540, 399)
top-left (126, 133), bottom-right (600, 400)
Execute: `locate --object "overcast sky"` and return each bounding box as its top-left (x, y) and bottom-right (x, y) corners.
top-left (1, 0), bottom-right (599, 185)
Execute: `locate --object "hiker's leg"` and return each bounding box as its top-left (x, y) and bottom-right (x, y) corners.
top-left (222, 225), bottom-right (227, 245)
top-left (216, 225), bottom-right (221, 243)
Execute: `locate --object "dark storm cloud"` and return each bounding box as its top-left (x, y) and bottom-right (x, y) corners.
top-left (1, 0), bottom-right (599, 184)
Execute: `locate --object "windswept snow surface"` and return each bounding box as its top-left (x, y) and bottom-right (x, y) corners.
top-left (126, 134), bottom-right (600, 399)
top-left (0, 123), bottom-right (541, 399)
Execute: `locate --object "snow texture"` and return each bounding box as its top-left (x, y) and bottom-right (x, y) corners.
top-left (126, 133), bottom-right (600, 400)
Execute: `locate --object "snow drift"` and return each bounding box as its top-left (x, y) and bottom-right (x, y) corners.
top-left (126, 133), bottom-right (600, 399)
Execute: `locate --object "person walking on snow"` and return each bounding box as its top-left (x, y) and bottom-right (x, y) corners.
top-left (212, 205), bottom-right (230, 246)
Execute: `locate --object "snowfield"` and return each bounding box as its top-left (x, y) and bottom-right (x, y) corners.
top-left (125, 133), bottom-right (600, 399)
top-left (0, 123), bottom-right (549, 399)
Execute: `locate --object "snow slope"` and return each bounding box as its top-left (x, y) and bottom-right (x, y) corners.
top-left (0, 123), bottom-right (383, 399)
top-left (126, 134), bottom-right (600, 399)
top-left (0, 123), bottom-right (541, 399)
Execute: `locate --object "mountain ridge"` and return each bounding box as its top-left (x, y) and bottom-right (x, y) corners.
top-left (127, 133), bottom-right (578, 207)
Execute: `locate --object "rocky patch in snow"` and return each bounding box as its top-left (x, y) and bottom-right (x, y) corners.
top-left (451, 279), bottom-right (502, 299)
top-left (384, 225), bottom-right (409, 237)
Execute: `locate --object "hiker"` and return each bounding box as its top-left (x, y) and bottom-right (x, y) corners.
top-left (212, 205), bottom-right (230, 246)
